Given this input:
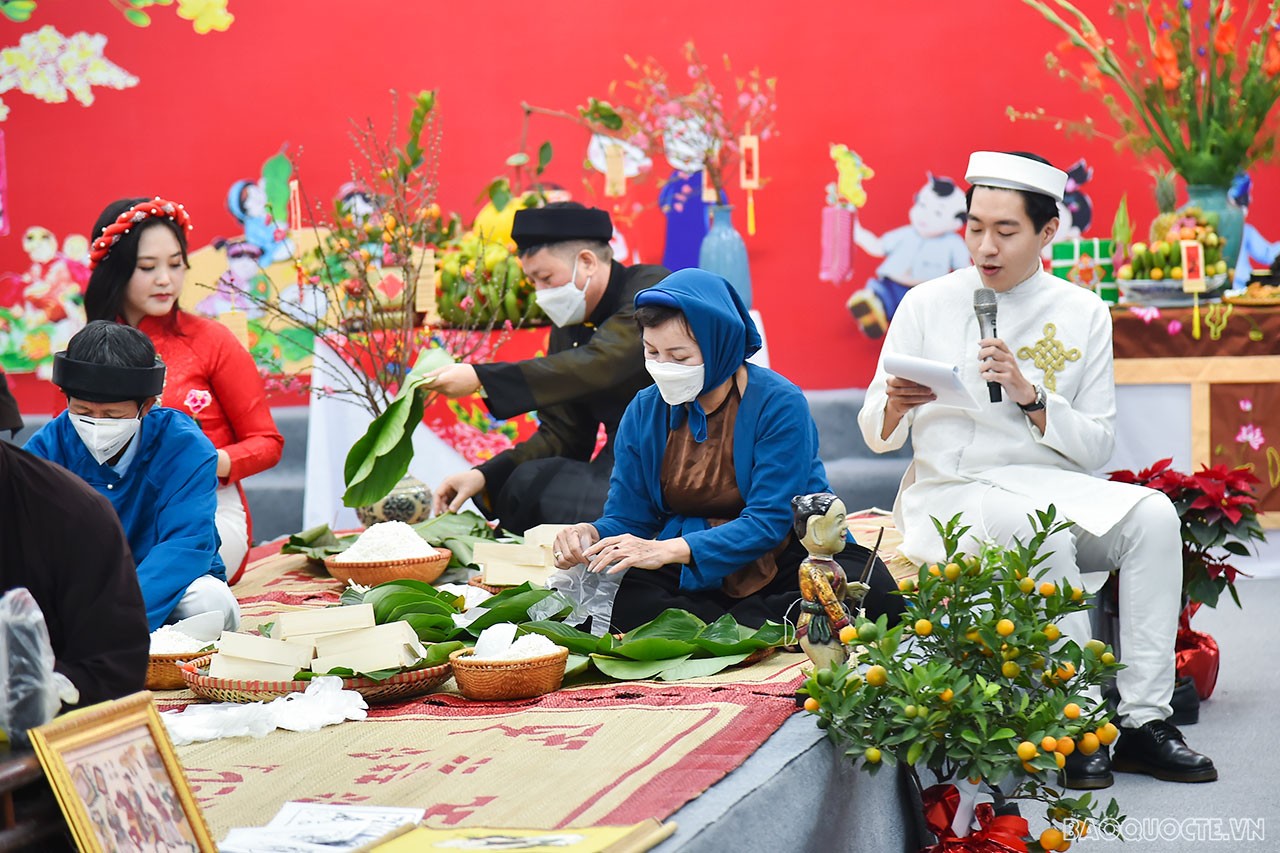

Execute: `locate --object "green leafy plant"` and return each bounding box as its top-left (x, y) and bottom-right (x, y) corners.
top-left (1013, 0), bottom-right (1280, 187)
top-left (801, 510), bottom-right (1124, 850)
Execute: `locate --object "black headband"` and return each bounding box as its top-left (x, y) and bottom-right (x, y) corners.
top-left (51, 353), bottom-right (166, 403)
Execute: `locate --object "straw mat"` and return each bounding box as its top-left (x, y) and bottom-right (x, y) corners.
top-left (167, 544), bottom-right (811, 838)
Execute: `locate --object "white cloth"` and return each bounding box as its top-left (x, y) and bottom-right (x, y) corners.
top-left (170, 574), bottom-right (241, 632)
top-left (858, 266), bottom-right (1179, 724)
top-left (216, 481), bottom-right (249, 578)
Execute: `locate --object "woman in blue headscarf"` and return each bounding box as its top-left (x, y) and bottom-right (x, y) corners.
top-left (551, 269), bottom-right (904, 630)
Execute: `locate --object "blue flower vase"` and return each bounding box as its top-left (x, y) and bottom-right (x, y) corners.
top-left (698, 204), bottom-right (753, 310)
top-left (1183, 184), bottom-right (1244, 276)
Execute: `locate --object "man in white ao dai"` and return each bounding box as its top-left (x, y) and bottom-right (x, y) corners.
top-left (858, 151), bottom-right (1216, 789)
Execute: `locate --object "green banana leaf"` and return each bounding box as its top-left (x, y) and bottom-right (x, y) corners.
top-left (342, 348), bottom-right (455, 507)
top-left (463, 588), bottom-right (574, 633)
top-left (282, 525), bottom-right (358, 561)
top-left (341, 392), bottom-right (425, 508)
top-left (690, 621), bottom-right (789, 656)
top-left (400, 613), bottom-right (459, 643)
top-left (386, 600), bottom-right (462, 622)
top-left (621, 609), bottom-right (707, 642)
top-left (607, 637), bottom-right (701, 661)
top-left (564, 653), bottom-right (591, 678)
top-left (413, 510), bottom-right (493, 539)
top-left (590, 653), bottom-right (694, 680)
top-left (366, 579), bottom-right (463, 603)
top-left (654, 653), bottom-right (752, 681)
top-left (414, 509), bottom-right (502, 568)
top-left (696, 614), bottom-right (744, 644)
top-left (519, 621), bottom-right (601, 656)
top-left (363, 584), bottom-right (462, 624)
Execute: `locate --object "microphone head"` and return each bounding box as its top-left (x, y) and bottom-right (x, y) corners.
top-left (973, 287), bottom-right (998, 317)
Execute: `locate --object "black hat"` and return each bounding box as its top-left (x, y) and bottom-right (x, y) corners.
top-left (0, 372), bottom-right (21, 435)
top-left (511, 204), bottom-right (613, 252)
top-left (51, 353), bottom-right (166, 403)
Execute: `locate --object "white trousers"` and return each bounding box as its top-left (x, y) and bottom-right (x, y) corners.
top-left (958, 487), bottom-right (1181, 727)
top-left (216, 482), bottom-right (249, 581)
top-left (169, 574), bottom-right (241, 631)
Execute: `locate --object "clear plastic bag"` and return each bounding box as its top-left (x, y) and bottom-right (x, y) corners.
top-left (546, 564), bottom-right (626, 637)
top-left (0, 588), bottom-right (62, 744)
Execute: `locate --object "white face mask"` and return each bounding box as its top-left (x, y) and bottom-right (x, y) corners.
top-left (645, 359), bottom-right (706, 406)
top-left (534, 258), bottom-right (589, 327)
top-left (71, 412), bottom-right (141, 465)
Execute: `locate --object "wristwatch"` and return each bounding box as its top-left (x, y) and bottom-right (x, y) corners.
top-left (1018, 385), bottom-right (1047, 413)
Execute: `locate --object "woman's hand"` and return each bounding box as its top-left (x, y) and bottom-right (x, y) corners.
top-left (583, 535), bottom-right (691, 574)
top-left (552, 523), bottom-right (600, 568)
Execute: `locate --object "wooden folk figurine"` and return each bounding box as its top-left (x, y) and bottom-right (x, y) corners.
top-left (792, 493), bottom-right (872, 671)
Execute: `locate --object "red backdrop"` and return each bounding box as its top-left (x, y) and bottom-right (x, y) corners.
top-left (5, 0), bottom-right (1279, 401)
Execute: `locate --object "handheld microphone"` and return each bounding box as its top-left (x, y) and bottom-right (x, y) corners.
top-left (973, 288), bottom-right (1001, 403)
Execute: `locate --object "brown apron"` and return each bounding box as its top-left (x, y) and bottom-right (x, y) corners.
top-left (660, 384), bottom-right (787, 598)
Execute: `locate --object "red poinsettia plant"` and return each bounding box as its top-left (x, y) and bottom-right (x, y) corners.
top-left (1108, 458), bottom-right (1265, 607)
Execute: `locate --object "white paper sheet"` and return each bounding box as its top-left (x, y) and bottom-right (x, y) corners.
top-left (882, 352), bottom-right (980, 411)
top-left (220, 801), bottom-right (424, 852)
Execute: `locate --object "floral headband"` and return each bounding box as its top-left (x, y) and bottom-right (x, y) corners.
top-left (89, 197), bottom-right (193, 270)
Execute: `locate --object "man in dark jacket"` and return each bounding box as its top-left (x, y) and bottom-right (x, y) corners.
top-left (0, 372), bottom-right (148, 708)
top-left (431, 203), bottom-right (668, 533)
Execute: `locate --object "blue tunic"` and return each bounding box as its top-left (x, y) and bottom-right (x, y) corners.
top-left (25, 408), bottom-right (225, 630)
top-left (593, 363), bottom-right (830, 591)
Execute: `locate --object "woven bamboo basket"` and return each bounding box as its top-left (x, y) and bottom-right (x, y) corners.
top-left (466, 576), bottom-right (505, 595)
top-left (180, 654), bottom-right (453, 704)
top-left (323, 547), bottom-right (451, 586)
top-left (449, 647), bottom-right (570, 701)
top-left (146, 652), bottom-right (199, 690)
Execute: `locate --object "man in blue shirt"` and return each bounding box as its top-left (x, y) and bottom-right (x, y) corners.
top-left (25, 321), bottom-right (240, 631)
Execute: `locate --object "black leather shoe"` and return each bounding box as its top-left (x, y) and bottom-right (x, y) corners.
top-left (1060, 744), bottom-right (1113, 790)
top-left (1112, 719), bottom-right (1218, 782)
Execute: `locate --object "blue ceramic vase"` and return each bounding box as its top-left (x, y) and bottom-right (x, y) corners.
top-left (1183, 184), bottom-right (1243, 276)
top-left (698, 204), bottom-right (753, 309)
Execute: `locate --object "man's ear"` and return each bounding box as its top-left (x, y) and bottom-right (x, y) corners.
top-left (140, 397), bottom-right (158, 417)
top-left (1040, 217), bottom-right (1060, 248)
top-left (579, 248), bottom-right (602, 277)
